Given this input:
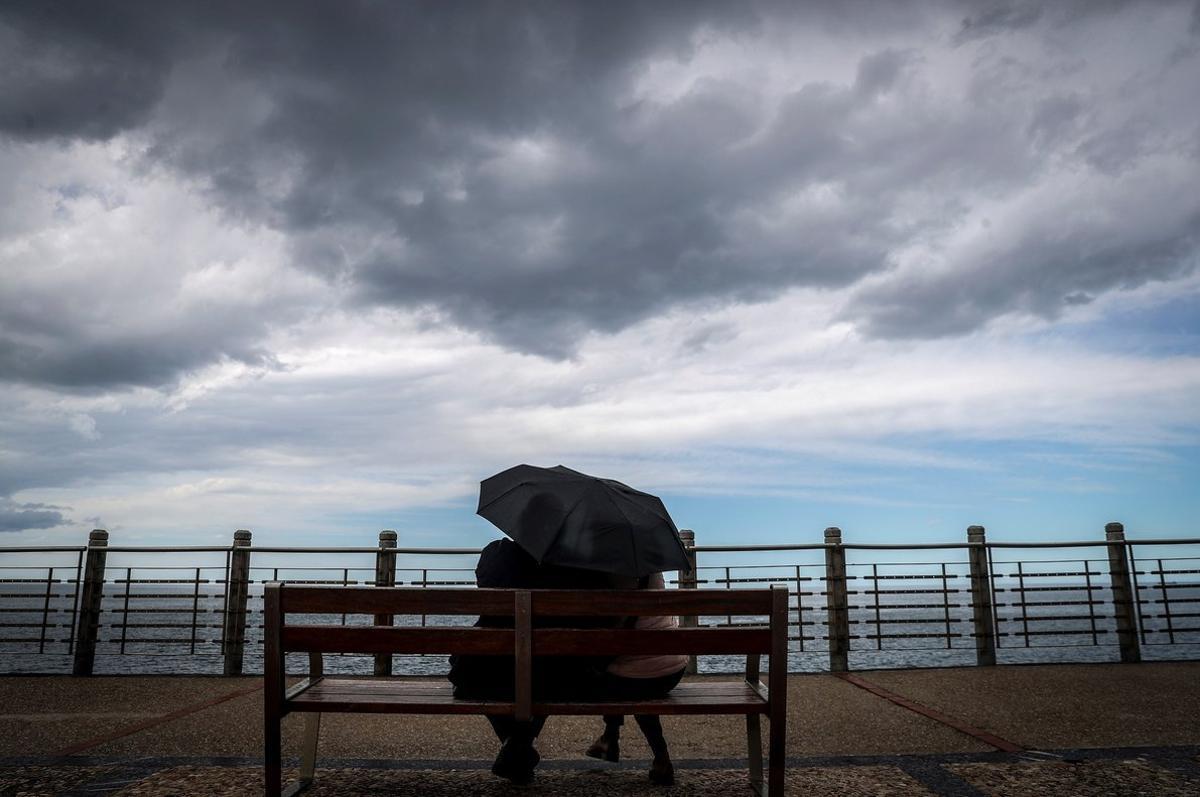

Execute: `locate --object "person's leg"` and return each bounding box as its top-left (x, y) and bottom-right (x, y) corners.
top-left (490, 716), bottom-right (546, 783)
top-left (619, 669), bottom-right (684, 784)
top-left (586, 715), bottom-right (623, 761)
top-left (487, 715), bottom-right (513, 742)
top-left (633, 714), bottom-right (674, 785)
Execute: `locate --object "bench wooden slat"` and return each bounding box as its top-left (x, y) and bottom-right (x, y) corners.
top-left (281, 586), bottom-right (513, 616)
top-left (282, 626), bottom-right (512, 655)
top-left (286, 679), bottom-right (768, 716)
top-left (292, 678), bottom-right (761, 698)
top-left (532, 589), bottom-right (773, 616)
top-left (532, 627), bottom-right (771, 655)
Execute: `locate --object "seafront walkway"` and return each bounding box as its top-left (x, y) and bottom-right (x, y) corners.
top-left (1, 661), bottom-right (1198, 795)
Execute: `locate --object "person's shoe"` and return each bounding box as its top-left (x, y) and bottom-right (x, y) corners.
top-left (492, 738), bottom-right (540, 784)
top-left (648, 758), bottom-right (675, 786)
top-left (585, 733), bottom-right (620, 762)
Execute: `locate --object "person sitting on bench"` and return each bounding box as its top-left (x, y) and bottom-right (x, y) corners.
top-left (447, 537), bottom-right (614, 783)
top-left (585, 570), bottom-right (688, 785)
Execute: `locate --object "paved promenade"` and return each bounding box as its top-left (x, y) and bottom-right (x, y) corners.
top-left (1, 661), bottom-right (1198, 795)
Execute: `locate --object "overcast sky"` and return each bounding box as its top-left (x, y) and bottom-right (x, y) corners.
top-left (2, 0), bottom-right (1198, 549)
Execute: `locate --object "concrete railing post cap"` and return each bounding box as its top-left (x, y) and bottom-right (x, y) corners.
top-left (233, 529), bottom-right (252, 542)
top-left (824, 527), bottom-right (842, 541)
top-left (88, 529), bottom-right (108, 542)
top-left (379, 530), bottom-right (398, 541)
top-left (967, 525), bottom-right (986, 540)
top-left (1105, 521), bottom-right (1125, 539)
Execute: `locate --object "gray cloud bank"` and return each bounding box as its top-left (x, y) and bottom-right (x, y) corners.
top-left (1, 0), bottom-right (1199, 389)
top-left (0, 499), bottom-right (65, 532)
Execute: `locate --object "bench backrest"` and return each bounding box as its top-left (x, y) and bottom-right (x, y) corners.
top-left (263, 583), bottom-right (789, 719)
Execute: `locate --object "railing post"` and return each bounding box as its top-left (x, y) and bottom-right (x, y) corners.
top-left (72, 529), bottom-right (109, 676)
top-left (678, 529), bottom-right (699, 675)
top-left (966, 525), bottom-right (997, 666)
top-left (1105, 521), bottom-right (1141, 663)
top-left (222, 529), bottom-right (253, 676)
top-left (823, 527), bottom-right (850, 672)
top-left (374, 529), bottom-right (398, 676)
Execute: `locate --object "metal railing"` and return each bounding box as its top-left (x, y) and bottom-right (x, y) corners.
top-left (1, 522), bottom-right (1197, 675)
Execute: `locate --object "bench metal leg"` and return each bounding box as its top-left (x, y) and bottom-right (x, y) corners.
top-left (746, 713), bottom-right (765, 795)
top-left (278, 713), bottom-right (322, 797)
top-left (299, 712), bottom-right (321, 782)
top-left (264, 712), bottom-right (282, 796)
top-left (281, 780), bottom-right (311, 797)
top-left (768, 711), bottom-right (785, 795)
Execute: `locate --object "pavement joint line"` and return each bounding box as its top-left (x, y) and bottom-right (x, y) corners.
top-left (835, 672), bottom-right (1024, 753)
top-left (894, 757), bottom-right (991, 797)
top-left (7, 746), bottom-right (1198, 772)
top-left (51, 683), bottom-right (264, 757)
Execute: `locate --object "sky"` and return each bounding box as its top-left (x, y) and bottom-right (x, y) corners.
top-left (1, 0), bottom-right (1198, 551)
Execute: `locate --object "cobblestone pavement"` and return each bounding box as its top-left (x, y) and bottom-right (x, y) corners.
top-left (3, 664), bottom-right (1198, 794)
top-left (3, 748), bottom-right (1199, 796)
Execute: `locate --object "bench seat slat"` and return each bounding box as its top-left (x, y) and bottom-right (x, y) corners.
top-left (281, 587), bottom-right (512, 616)
top-left (532, 589), bottom-right (773, 617)
top-left (282, 626), bottom-right (511, 654)
top-left (293, 679), bottom-right (762, 697)
top-left (286, 679), bottom-right (768, 716)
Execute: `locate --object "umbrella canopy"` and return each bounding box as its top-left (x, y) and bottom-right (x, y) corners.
top-left (476, 464), bottom-right (691, 578)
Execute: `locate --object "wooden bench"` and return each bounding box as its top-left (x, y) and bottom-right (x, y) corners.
top-left (264, 583), bottom-right (789, 795)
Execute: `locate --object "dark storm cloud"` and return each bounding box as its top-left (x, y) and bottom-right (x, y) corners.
top-left (0, 331), bottom-right (275, 391)
top-left (2, 0), bottom-right (1199, 383)
top-left (0, 499), bottom-right (65, 532)
top-left (0, 1), bottom-right (185, 140)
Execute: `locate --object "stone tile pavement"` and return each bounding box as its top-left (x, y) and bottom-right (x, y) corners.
top-left (2, 661), bottom-right (1198, 794)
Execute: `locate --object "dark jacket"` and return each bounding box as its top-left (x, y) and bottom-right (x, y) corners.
top-left (447, 539), bottom-right (616, 700)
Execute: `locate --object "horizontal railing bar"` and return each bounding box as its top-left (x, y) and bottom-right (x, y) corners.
top-left (0, 578), bottom-right (67, 584)
top-left (111, 579), bottom-right (214, 585)
top-left (1001, 571), bottom-right (1101, 578)
top-left (104, 608), bottom-right (220, 614)
top-left (860, 588), bottom-right (964, 595)
top-left (0, 547), bottom-right (87, 553)
top-left (252, 579), bottom-right (371, 585)
top-left (860, 574), bottom-right (964, 580)
top-left (107, 623), bottom-right (224, 629)
top-left (994, 585), bottom-right (1108, 593)
top-left (852, 617), bottom-right (962, 625)
top-left (102, 547), bottom-right (234, 552)
top-left (1010, 629), bottom-right (1113, 636)
top-left (4, 538), bottom-right (1199, 559)
top-left (99, 638), bottom-right (218, 644)
top-left (1001, 600), bottom-right (1106, 607)
top-left (104, 593), bottom-right (223, 600)
top-left (251, 547), bottom-right (476, 554)
top-left (862, 633), bottom-right (964, 639)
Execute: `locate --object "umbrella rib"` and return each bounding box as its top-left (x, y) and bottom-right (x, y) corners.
top-left (537, 490), bottom-right (595, 562)
top-left (476, 479), bottom-right (532, 514)
top-left (597, 485), bottom-right (641, 576)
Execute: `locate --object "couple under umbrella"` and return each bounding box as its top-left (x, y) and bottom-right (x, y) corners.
top-left (448, 464), bottom-right (692, 785)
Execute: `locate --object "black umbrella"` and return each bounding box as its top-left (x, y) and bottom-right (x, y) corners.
top-left (476, 464), bottom-right (691, 578)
